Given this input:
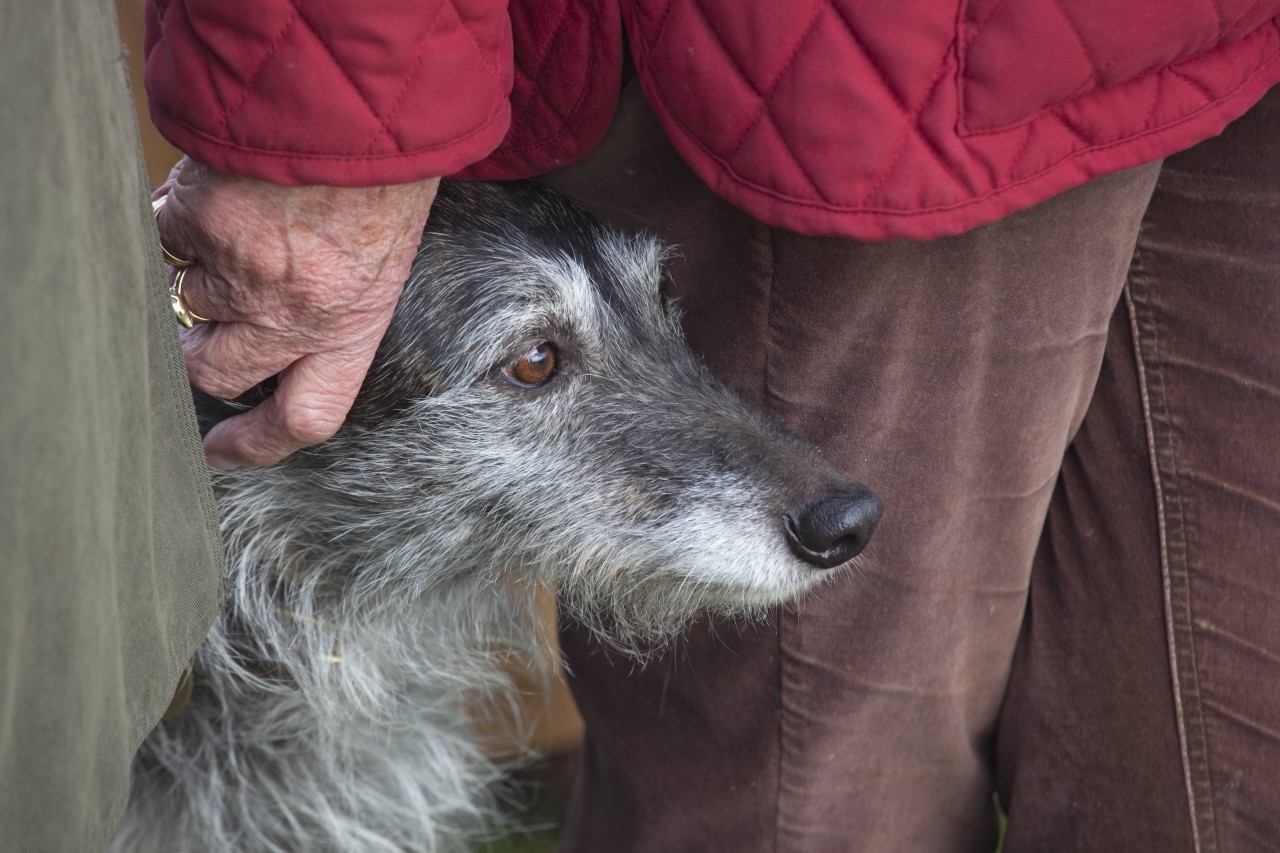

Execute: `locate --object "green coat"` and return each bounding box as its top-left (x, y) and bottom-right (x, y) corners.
top-left (0, 1), bottom-right (225, 848)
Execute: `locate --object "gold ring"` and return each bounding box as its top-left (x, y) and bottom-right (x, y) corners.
top-left (151, 196), bottom-right (197, 269)
top-left (170, 266), bottom-right (213, 328)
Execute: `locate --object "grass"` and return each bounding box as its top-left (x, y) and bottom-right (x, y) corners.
top-left (993, 792), bottom-right (1008, 852)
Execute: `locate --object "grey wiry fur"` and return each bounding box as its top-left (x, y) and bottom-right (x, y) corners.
top-left (113, 182), bottom-right (871, 852)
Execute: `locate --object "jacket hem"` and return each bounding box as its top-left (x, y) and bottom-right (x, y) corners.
top-left (148, 106), bottom-right (511, 186)
top-left (637, 39), bottom-right (1280, 240)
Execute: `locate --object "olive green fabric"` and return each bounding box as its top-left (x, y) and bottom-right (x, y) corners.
top-left (0, 2), bottom-right (225, 849)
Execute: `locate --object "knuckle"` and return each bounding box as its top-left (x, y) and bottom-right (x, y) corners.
top-left (278, 404), bottom-right (342, 447)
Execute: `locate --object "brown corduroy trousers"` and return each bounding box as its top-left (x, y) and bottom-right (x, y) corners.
top-left (544, 83), bottom-right (1280, 852)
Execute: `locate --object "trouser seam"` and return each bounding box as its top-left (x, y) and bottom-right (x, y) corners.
top-left (764, 224), bottom-right (784, 853)
top-left (1124, 256), bottom-right (1218, 853)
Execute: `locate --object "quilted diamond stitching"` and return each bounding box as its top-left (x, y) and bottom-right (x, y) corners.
top-left (1204, 0), bottom-right (1227, 38)
top-left (650, 0), bottom-right (681, 57)
top-left (855, 58), bottom-right (961, 207)
top-left (167, 0), bottom-right (228, 133)
top-left (999, 124), bottom-right (1036, 185)
top-left (964, 0), bottom-right (1011, 51)
top-left (759, 110), bottom-right (829, 202)
top-left (215, 7), bottom-right (301, 133)
top-left (658, 0), bottom-right (973, 208)
top-left (436, 0), bottom-right (506, 91)
top-left (826, 2), bottom-right (910, 114)
top-left (360, 27), bottom-right (435, 156)
top-left (822, 2), bottom-right (970, 200)
top-left (677, 0), bottom-right (757, 100)
top-left (1166, 65), bottom-right (1216, 103)
top-left (512, 41), bottom-right (571, 126)
top-left (962, 0), bottom-right (1259, 136)
top-left (501, 0), bottom-right (579, 140)
top-left (499, 0), bottom-right (578, 142)
top-left (1141, 68), bottom-right (1164, 132)
top-left (498, 60), bottom-right (596, 154)
top-left (287, 2), bottom-right (402, 151)
top-left (1043, 0), bottom-right (1104, 85)
top-left (217, 0), bottom-right (506, 157)
top-left (1053, 111), bottom-right (1092, 148)
top-left (530, 0), bottom-right (576, 81)
top-left (682, 0), bottom-right (826, 163)
top-left (1039, 0), bottom-right (1138, 114)
top-left (1226, 0), bottom-right (1268, 34)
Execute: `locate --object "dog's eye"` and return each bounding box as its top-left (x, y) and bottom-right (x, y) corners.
top-left (504, 343), bottom-right (558, 386)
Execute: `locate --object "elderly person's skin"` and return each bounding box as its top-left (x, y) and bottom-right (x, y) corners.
top-left (153, 158), bottom-right (439, 469)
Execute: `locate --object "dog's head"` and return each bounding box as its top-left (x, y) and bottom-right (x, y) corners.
top-left (201, 182), bottom-right (880, 639)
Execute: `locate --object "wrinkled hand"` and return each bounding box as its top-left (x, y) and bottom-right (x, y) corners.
top-left (153, 158), bottom-right (439, 469)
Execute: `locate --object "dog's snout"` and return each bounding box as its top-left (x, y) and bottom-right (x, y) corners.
top-left (783, 487), bottom-right (883, 569)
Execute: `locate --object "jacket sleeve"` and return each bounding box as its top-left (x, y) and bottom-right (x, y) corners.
top-left (143, 0), bottom-right (513, 186)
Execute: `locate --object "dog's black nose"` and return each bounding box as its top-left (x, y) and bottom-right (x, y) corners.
top-left (783, 487), bottom-right (883, 569)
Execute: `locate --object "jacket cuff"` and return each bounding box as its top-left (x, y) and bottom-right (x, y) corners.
top-left (146, 102), bottom-right (511, 186)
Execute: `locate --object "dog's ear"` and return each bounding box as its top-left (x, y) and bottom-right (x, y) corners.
top-left (191, 380), bottom-right (277, 439)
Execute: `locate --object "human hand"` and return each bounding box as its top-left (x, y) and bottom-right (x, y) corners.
top-left (153, 158), bottom-right (439, 469)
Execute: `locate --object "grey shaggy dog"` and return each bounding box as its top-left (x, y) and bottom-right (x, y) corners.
top-left (112, 182), bottom-right (882, 853)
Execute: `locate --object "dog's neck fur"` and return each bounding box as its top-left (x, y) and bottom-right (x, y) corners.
top-left (115, 464), bottom-right (547, 853)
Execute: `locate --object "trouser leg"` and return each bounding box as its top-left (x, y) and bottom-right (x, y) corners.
top-left (544, 84), bottom-right (1159, 852)
top-left (0, 2), bottom-right (224, 848)
top-left (998, 87), bottom-right (1280, 853)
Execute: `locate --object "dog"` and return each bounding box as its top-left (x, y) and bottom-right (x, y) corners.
top-left (112, 181), bottom-right (882, 853)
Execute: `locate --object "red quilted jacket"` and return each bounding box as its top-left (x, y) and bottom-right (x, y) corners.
top-left (145, 0), bottom-right (1280, 239)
